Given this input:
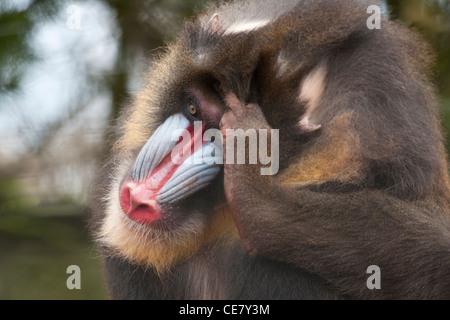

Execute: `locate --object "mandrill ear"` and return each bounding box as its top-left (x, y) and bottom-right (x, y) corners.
top-left (206, 13), bottom-right (220, 33)
top-left (298, 61), bottom-right (327, 133)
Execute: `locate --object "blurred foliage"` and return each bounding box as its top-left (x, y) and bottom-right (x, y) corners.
top-left (0, 213), bottom-right (105, 299)
top-left (387, 0), bottom-right (450, 150)
top-left (0, 0), bottom-right (59, 94)
top-left (0, 0), bottom-right (449, 300)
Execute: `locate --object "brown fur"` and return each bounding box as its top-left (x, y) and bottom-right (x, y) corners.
top-left (91, 0), bottom-right (450, 300)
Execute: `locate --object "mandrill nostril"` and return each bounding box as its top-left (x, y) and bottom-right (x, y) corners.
top-left (119, 184), bottom-right (132, 214)
top-left (119, 180), bottom-right (162, 224)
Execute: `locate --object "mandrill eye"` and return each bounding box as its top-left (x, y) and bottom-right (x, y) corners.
top-left (187, 104), bottom-right (199, 119)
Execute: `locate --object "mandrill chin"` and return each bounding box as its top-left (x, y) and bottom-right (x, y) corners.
top-left (90, 0), bottom-right (450, 300)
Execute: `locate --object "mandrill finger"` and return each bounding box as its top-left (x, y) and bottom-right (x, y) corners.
top-left (219, 111), bottom-right (234, 131)
top-left (224, 93), bottom-right (245, 116)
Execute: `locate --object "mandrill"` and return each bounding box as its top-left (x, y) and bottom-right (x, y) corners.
top-left (90, 0), bottom-right (450, 299)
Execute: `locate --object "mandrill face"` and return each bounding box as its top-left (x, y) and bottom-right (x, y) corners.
top-left (119, 112), bottom-right (223, 226)
top-left (97, 81), bottom-right (238, 272)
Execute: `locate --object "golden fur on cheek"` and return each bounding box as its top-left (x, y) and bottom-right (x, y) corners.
top-left (115, 100), bottom-right (153, 154)
top-left (96, 161), bottom-right (238, 273)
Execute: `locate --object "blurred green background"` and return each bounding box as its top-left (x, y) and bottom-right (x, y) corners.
top-left (0, 0), bottom-right (449, 300)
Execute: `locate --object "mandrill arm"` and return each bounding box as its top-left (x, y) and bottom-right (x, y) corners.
top-left (220, 93), bottom-right (450, 300)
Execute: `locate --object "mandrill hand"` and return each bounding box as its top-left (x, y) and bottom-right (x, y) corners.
top-left (220, 93), bottom-right (271, 133)
top-left (219, 93), bottom-right (277, 253)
